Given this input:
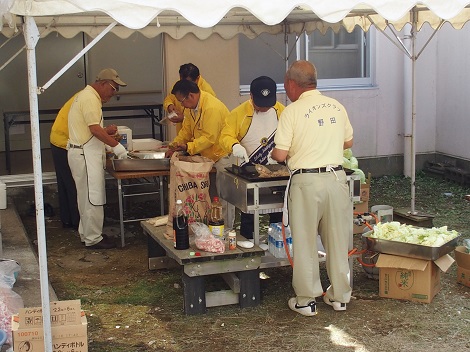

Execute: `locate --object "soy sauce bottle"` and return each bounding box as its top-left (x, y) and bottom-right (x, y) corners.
top-left (173, 199), bottom-right (189, 250)
top-left (208, 196), bottom-right (224, 237)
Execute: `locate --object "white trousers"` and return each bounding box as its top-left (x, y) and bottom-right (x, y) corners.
top-left (68, 144), bottom-right (105, 246)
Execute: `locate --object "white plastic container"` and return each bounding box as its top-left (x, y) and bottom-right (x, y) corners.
top-left (131, 138), bottom-right (163, 151)
top-left (371, 205), bottom-right (393, 223)
top-left (117, 126), bottom-right (133, 151)
top-left (0, 181), bottom-right (6, 210)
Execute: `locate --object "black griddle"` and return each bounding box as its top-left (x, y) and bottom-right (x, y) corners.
top-left (225, 164), bottom-right (354, 182)
top-left (225, 164), bottom-right (290, 182)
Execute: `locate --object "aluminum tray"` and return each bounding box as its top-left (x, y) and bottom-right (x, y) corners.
top-left (128, 151), bottom-right (166, 159)
top-left (362, 230), bottom-right (461, 261)
top-left (112, 158), bottom-right (170, 171)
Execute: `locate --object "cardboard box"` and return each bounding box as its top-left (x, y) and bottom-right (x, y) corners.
top-left (375, 253), bottom-right (454, 303)
top-left (353, 201), bottom-right (368, 214)
top-left (12, 300), bottom-right (88, 352)
top-left (455, 246), bottom-right (470, 288)
top-left (360, 182), bottom-right (370, 202)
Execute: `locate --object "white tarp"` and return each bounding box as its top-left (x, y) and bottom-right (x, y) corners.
top-left (1, 2), bottom-right (470, 352)
top-left (2, 1), bottom-right (470, 39)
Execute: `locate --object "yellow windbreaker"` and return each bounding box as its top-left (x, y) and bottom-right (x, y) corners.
top-left (171, 91), bottom-right (229, 162)
top-left (219, 100), bottom-right (285, 154)
top-left (50, 94), bottom-right (77, 149)
top-left (163, 76), bottom-right (216, 133)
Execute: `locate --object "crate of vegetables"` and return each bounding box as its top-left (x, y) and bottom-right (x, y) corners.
top-left (362, 222), bottom-right (460, 260)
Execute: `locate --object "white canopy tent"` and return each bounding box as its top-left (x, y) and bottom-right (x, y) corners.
top-left (1, 1), bottom-right (470, 351)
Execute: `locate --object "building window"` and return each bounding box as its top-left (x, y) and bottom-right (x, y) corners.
top-left (307, 27), bottom-right (373, 89)
top-left (239, 27), bottom-right (374, 93)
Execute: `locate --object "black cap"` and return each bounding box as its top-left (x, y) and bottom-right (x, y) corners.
top-left (250, 76), bottom-right (276, 108)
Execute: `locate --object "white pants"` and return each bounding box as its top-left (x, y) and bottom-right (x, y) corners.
top-left (68, 139), bottom-right (105, 246)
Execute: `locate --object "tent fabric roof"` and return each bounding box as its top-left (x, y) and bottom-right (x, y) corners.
top-left (2, 1), bottom-right (470, 39)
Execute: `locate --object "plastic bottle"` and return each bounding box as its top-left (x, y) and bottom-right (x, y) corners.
top-left (228, 230), bottom-right (237, 250)
top-left (284, 225), bottom-right (293, 258)
top-left (274, 223), bottom-right (285, 258)
top-left (173, 199), bottom-right (189, 250)
top-left (208, 196), bottom-right (224, 237)
top-left (268, 224), bottom-right (274, 254)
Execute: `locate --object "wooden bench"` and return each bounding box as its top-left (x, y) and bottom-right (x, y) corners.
top-left (142, 221), bottom-right (265, 315)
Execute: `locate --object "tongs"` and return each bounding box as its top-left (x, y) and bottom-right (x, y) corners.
top-left (126, 152), bottom-right (140, 159)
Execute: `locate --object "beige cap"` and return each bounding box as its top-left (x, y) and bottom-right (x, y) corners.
top-left (96, 68), bottom-right (127, 86)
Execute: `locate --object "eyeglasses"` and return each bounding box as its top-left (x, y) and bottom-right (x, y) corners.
top-left (178, 95), bottom-right (189, 104)
top-left (108, 82), bottom-right (119, 92)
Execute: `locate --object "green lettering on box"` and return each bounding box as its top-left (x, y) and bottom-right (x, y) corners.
top-left (411, 293), bottom-right (428, 300)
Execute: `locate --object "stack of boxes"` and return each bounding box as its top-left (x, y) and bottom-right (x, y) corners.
top-left (455, 246), bottom-right (470, 287)
top-left (12, 300), bottom-right (88, 352)
top-left (353, 181), bottom-right (370, 234)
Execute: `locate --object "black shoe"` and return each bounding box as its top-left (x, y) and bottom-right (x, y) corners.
top-left (86, 237), bottom-right (116, 249)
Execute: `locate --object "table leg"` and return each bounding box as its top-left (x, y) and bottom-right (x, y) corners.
top-left (159, 176), bottom-right (165, 216)
top-left (182, 272), bottom-right (207, 315)
top-left (117, 179), bottom-right (125, 247)
top-left (254, 185), bottom-right (260, 245)
top-left (238, 269), bottom-right (260, 308)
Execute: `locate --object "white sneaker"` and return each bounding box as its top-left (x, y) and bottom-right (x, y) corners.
top-left (288, 297), bottom-right (317, 316)
top-left (323, 295), bottom-right (347, 311)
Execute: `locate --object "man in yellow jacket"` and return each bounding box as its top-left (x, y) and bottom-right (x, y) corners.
top-left (50, 94), bottom-right (80, 230)
top-left (167, 79), bottom-right (228, 162)
top-left (163, 63), bottom-right (216, 133)
top-left (220, 76), bottom-right (285, 239)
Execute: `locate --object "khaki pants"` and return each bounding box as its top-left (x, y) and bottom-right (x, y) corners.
top-left (289, 170), bottom-right (353, 305)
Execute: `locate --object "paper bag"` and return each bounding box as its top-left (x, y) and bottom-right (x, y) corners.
top-left (166, 153), bottom-right (214, 238)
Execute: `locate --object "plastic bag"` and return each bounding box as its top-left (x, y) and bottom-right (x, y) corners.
top-left (190, 222), bottom-right (225, 253)
top-left (0, 288), bottom-right (24, 347)
top-left (0, 260), bottom-right (20, 289)
top-left (0, 259), bottom-right (24, 348)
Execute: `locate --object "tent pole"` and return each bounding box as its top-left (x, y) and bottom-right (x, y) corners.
top-left (403, 24), bottom-right (412, 180)
top-left (40, 21), bottom-right (117, 92)
top-left (24, 16), bottom-right (53, 352)
top-left (410, 10), bottom-right (417, 215)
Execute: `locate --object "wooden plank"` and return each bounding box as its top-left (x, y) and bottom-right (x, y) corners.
top-left (142, 221), bottom-right (264, 265)
top-left (148, 257), bottom-right (179, 270)
top-left (206, 290), bottom-right (239, 307)
top-left (220, 273), bottom-right (241, 293)
top-left (184, 256), bottom-right (261, 277)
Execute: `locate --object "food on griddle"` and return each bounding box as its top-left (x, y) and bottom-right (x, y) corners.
top-left (255, 164), bottom-right (290, 178)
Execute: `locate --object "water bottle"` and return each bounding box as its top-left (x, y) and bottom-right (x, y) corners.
top-left (173, 199), bottom-right (189, 250)
top-left (284, 225), bottom-right (293, 258)
top-left (275, 223), bottom-right (285, 258)
top-left (268, 224), bottom-right (274, 254)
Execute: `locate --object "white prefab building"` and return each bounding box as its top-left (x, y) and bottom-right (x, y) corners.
top-left (1, 2), bottom-right (470, 178)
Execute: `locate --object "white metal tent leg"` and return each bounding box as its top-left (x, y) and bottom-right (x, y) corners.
top-left (24, 16), bottom-right (53, 352)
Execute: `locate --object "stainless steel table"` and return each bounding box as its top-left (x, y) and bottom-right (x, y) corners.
top-left (218, 170), bottom-right (286, 246)
top-left (106, 166), bottom-right (168, 247)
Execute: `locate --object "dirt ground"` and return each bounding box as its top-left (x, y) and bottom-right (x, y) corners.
top-left (10, 176), bottom-right (470, 352)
